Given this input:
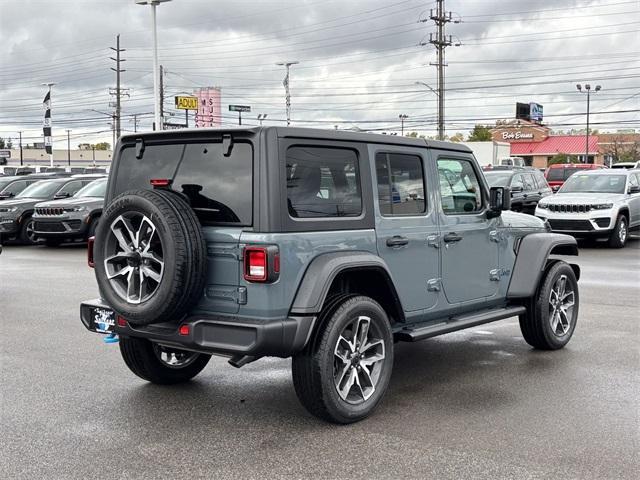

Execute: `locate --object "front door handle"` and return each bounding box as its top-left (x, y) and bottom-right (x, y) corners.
top-left (443, 232), bottom-right (463, 243)
top-left (386, 236), bottom-right (409, 247)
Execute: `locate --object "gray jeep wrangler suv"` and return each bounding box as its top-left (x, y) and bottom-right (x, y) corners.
top-left (81, 127), bottom-right (580, 423)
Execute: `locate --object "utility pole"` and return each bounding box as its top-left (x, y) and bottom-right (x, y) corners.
top-left (276, 61), bottom-right (299, 126)
top-left (159, 64), bottom-right (164, 129)
top-left (421, 1), bottom-right (459, 140)
top-left (66, 130), bottom-right (71, 166)
top-left (18, 131), bottom-right (23, 166)
top-left (110, 34), bottom-right (127, 140)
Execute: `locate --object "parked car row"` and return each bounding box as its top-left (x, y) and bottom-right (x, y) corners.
top-left (0, 165), bottom-right (108, 176)
top-left (0, 173), bottom-right (106, 245)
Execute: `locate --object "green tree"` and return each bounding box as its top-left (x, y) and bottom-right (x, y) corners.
top-left (448, 132), bottom-right (464, 142)
top-left (467, 125), bottom-right (493, 142)
top-left (405, 131), bottom-right (419, 138)
top-left (93, 142), bottom-right (111, 150)
top-left (0, 137), bottom-right (6, 148)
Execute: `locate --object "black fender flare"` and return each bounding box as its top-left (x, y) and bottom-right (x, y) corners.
top-left (290, 251), bottom-right (402, 316)
top-left (507, 233), bottom-right (579, 299)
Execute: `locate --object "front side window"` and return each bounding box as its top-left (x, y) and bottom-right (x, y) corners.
top-left (438, 158), bottom-right (483, 214)
top-left (511, 175), bottom-right (524, 190)
top-left (375, 152), bottom-right (426, 215)
top-left (75, 180), bottom-right (107, 198)
top-left (57, 181), bottom-right (84, 197)
top-left (287, 146), bottom-right (361, 218)
top-left (522, 173), bottom-right (536, 191)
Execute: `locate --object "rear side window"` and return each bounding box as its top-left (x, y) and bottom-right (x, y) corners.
top-left (286, 146), bottom-right (361, 218)
top-left (115, 141), bottom-right (253, 226)
top-left (522, 173), bottom-right (536, 191)
top-left (375, 152), bottom-right (426, 215)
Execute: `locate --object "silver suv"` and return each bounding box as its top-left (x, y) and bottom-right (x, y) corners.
top-left (535, 169), bottom-right (640, 248)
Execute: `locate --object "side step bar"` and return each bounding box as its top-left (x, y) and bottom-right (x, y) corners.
top-left (395, 306), bottom-right (526, 342)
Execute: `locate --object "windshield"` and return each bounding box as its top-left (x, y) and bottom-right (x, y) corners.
top-left (559, 174), bottom-right (626, 194)
top-left (16, 180), bottom-right (63, 198)
top-left (0, 179), bottom-right (14, 191)
top-left (75, 179), bottom-right (107, 198)
top-left (483, 172), bottom-right (512, 187)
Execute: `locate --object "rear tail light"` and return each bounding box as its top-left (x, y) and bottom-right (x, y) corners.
top-left (87, 236), bottom-right (95, 268)
top-left (178, 324), bottom-right (190, 336)
top-left (150, 178), bottom-right (172, 188)
top-left (243, 246), bottom-right (279, 283)
top-left (117, 315), bottom-right (128, 327)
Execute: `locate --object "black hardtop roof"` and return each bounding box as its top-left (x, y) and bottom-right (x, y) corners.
top-left (120, 126), bottom-right (472, 154)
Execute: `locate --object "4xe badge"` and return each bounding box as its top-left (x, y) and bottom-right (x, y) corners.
top-left (93, 308), bottom-right (115, 333)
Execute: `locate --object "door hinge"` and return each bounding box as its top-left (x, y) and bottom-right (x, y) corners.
top-left (427, 278), bottom-right (441, 292)
top-left (205, 286), bottom-right (247, 304)
top-left (427, 234), bottom-right (440, 248)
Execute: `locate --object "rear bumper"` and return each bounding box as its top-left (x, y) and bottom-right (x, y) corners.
top-left (80, 298), bottom-right (315, 358)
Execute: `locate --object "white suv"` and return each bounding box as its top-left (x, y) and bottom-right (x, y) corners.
top-left (535, 169), bottom-right (640, 248)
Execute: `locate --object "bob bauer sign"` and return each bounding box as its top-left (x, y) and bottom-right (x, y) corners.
top-left (502, 131), bottom-right (534, 140)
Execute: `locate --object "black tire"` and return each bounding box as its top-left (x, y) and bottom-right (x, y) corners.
top-left (607, 215), bottom-right (627, 248)
top-left (119, 336), bottom-right (210, 384)
top-left (18, 216), bottom-right (37, 245)
top-left (519, 261), bottom-right (579, 350)
top-left (292, 295), bottom-right (394, 424)
top-left (94, 189), bottom-right (207, 326)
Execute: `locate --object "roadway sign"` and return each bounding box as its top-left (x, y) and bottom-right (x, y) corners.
top-left (229, 105), bottom-right (251, 113)
top-left (0, 149), bottom-right (12, 158)
top-left (175, 96), bottom-right (198, 110)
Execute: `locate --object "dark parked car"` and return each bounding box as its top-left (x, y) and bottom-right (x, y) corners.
top-left (0, 175), bottom-right (105, 244)
top-left (33, 178), bottom-right (106, 246)
top-left (483, 167), bottom-right (552, 215)
top-left (81, 127), bottom-right (580, 424)
top-left (0, 173), bottom-right (73, 200)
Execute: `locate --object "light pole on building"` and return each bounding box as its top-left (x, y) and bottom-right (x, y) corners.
top-left (576, 83), bottom-right (601, 164)
top-left (136, 0), bottom-right (172, 131)
top-left (399, 114), bottom-right (409, 136)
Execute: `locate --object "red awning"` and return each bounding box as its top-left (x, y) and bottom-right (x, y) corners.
top-left (510, 135), bottom-right (599, 155)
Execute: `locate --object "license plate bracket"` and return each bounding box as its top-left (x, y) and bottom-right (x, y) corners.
top-left (90, 307), bottom-right (116, 333)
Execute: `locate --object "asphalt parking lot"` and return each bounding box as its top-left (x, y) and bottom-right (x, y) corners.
top-left (1, 238), bottom-right (638, 479)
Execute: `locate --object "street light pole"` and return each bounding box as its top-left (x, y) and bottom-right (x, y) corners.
top-left (576, 83), bottom-right (601, 163)
top-left (276, 61), bottom-right (299, 126)
top-left (66, 129), bottom-right (71, 166)
top-left (399, 114), bottom-right (408, 136)
top-left (18, 131), bottom-right (23, 166)
top-left (136, 0), bottom-right (172, 131)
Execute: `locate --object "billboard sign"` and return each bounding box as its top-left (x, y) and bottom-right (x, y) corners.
top-left (0, 149), bottom-right (10, 159)
top-left (194, 87), bottom-right (222, 127)
top-left (175, 96), bottom-right (198, 110)
top-left (529, 103), bottom-right (543, 123)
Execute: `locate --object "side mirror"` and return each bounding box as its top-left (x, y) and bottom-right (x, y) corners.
top-left (54, 192), bottom-right (71, 199)
top-left (487, 186), bottom-right (511, 218)
top-left (510, 185), bottom-right (523, 193)
top-left (0, 192), bottom-right (13, 199)
top-left (629, 185), bottom-right (640, 194)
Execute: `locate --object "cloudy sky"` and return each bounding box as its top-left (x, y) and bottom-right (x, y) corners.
top-left (0, 0), bottom-right (638, 148)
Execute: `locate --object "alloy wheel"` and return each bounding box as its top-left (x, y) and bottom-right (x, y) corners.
top-left (25, 220), bottom-right (36, 244)
top-left (333, 315), bottom-right (386, 404)
top-left (103, 213), bottom-right (164, 304)
top-left (548, 274), bottom-right (575, 336)
top-left (619, 219), bottom-right (627, 244)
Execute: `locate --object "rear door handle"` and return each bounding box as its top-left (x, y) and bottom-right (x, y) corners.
top-left (443, 232), bottom-right (463, 243)
top-left (386, 236), bottom-right (409, 247)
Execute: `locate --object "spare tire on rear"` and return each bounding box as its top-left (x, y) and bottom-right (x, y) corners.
top-left (94, 189), bottom-right (207, 326)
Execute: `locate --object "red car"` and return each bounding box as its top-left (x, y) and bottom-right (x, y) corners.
top-left (545, 163), bottom-right (606, 191)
